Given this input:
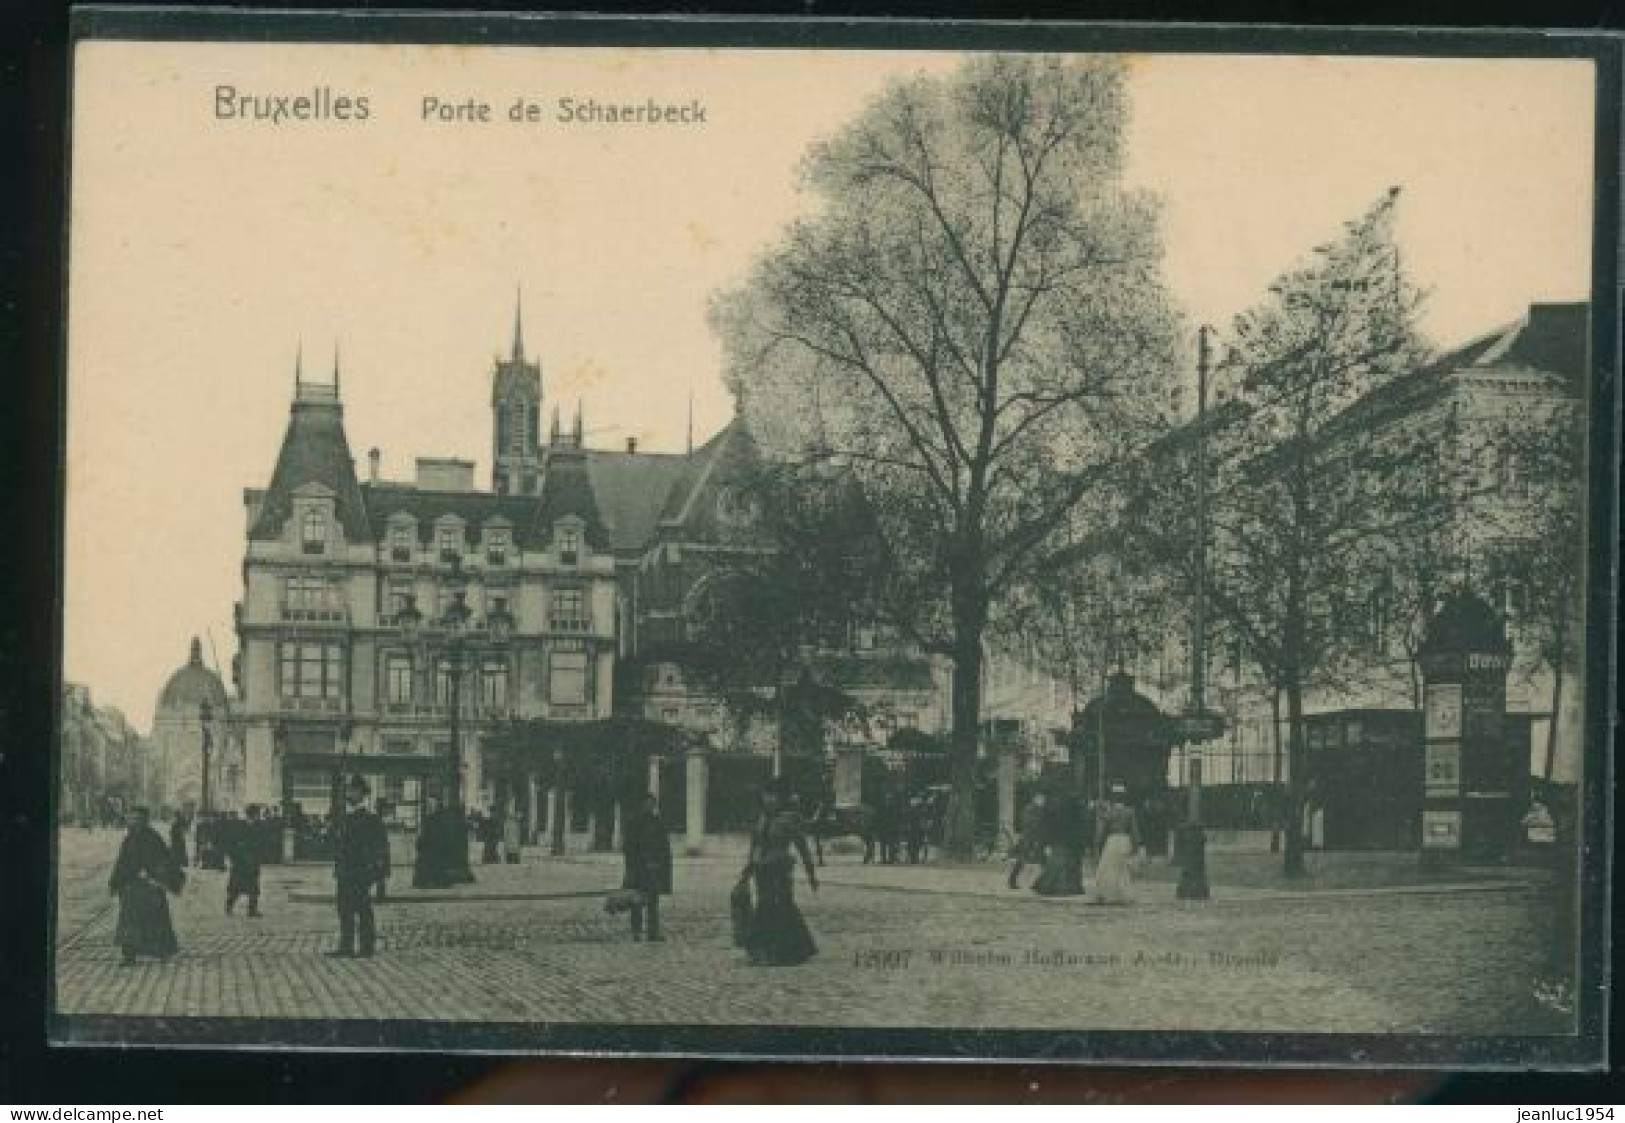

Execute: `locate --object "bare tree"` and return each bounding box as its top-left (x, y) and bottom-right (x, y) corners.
top-left (713, 55), bottom-right (1180, 856)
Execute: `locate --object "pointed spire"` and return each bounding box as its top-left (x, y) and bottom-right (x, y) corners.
top-left (512, 284), bottom-right (525, 361)
top-left (574, 399), bottom-right (583, 444)
top-left (188, 636), bottom-right (203, 666)
top-left (294, 341), bottom-right (304, 393)
top-left (332, 341), bottom-right (341, 398)
top-left (551, 405), bottom-right (562, 443)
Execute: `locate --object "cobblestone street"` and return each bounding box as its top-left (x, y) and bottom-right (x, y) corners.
top-left (53, 829), bottom-right (1569, 1037)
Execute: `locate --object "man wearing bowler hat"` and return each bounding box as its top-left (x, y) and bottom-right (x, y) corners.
top-left (328, 774), bottom-right (389, 958)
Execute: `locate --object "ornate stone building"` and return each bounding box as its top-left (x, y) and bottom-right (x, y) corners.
top-left (234, 316), bottom-right (618, 823)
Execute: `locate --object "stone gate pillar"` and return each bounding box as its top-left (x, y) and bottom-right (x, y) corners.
top-left (996, 747), bottom-right (1019, 841)
top-left (833, 746), bottom-right (864, 807)
top-left (1419, 589), bottom-right (1516, 867)
top-left (684, 747), bottom-right (709, 856)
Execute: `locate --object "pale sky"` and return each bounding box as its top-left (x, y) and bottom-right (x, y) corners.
top-left (63, 43), bottom-right (1596, 730)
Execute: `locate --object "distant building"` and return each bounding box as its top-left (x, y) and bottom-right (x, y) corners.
top-left (149, 636), bottom-right (232, 812)
top-left (60, 683), bottom-right (150, 822)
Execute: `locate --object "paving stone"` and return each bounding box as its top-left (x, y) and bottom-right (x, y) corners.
top-left (54, 828), bottom-right (1570, 1036)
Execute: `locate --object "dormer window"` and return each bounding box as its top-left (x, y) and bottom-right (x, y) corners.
top-left (437, 525), bottom-right (461, 563)
top-left (390, 525), bottom-right (413, 563)
top-left (487, 529), bottom-right (510, 566)
top-left (301, 510), bottom-right (327, 555)
top-left (558, 526), bottom-right (581, 567)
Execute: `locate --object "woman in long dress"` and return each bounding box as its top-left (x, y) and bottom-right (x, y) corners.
top-left (1091, 784), bottom-right (1142, 905)
top-left (1032, 789), bottom-right (1086, 896)
top-left (736, 783), bottom-right (819, 966)
top-left (109, 807), bottom-right (182, 965)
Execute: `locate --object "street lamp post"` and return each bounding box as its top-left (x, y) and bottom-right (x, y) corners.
top-left (397, 576), bottom-right (476, 883)
top-left (199, 699), bottom-right (214, 814)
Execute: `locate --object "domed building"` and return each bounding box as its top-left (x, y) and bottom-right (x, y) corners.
top-left (150, 637), bottom-right (238, 813)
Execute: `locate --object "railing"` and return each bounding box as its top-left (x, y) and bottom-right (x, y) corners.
top-left (280, 604), bottom-right (349, 623)
top-left (380, 700), bottom-right (515, 720)
top-left (280, 696), bottom-right (345, 714)
top-left (549, 616), bottom-right (591, 634)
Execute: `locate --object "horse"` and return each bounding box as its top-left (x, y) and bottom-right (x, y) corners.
top-left (805, 802), bottom-right (877, 866)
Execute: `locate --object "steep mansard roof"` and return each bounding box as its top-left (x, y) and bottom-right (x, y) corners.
top-left (533, 447), bottom-right (612, 551)
top-left (583, 448), bottom-right (690, 553)
top-left (360, 448), bottom-right (612, 552)
top-left (361, 485), bottom-right (550, 548)
top-left (249, 397), bottom-right (372, 542)
top-left (254, 382), bottom-right (762, 558)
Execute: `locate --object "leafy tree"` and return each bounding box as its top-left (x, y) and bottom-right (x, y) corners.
top-left (1127, 189), bottom-right (1439, 876)
top-left (713, 55), bottom-right (1180, 856)
top-left (676, 458), bottom-right (884, 767)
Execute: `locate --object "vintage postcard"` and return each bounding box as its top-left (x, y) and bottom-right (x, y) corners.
top-left (52, 11), bottom-right (1616, 1065)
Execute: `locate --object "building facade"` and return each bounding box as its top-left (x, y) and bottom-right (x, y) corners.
top-left (234, 322), bottom-right (619, 824)
top-left (1141, 302), bottom-right (1589, 794)
top-left (61, 682), bottom-right (151, 823)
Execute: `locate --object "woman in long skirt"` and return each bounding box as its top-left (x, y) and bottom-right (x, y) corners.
top-left (1091, 783), bottom-right (1142, 905)
top-left (736, 782), bottom-right (819, 966)
top-left (109, 807), bottom-right (182, 964)
top-left (1032, 790), bottom-right (1086, 896)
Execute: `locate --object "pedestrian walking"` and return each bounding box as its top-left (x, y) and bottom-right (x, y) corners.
top-left (1033, 788), bottom-right (1086, 897)
top-left (1091, 782), bottom-right (1142, 905)
top-left (479, 809), bottom-right (501, 865)
top-left (1007, 791), bottom-right (1047, 890)
top-left (327, 775), bottom-right (389, 958)
top-left (198, 812), bottom-right (226, 871)
top-left (904, 794), bottom-right (929, 864)
top-left (736, 780), bottom-right (819, 966)
top-left (413, 796), bottom-right (444, 889)
top-left (109, 806), bottom-right (183, 965)
top-left (225, 808), bottom-right (263, 917)
top-left (168, 812), bottom-right (189, 869)
top-left (620, 793), bottom-right (673, 942)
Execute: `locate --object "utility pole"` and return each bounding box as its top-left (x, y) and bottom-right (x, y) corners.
top-left (1177, 327), bottom-right (1215, 901)
top-left (1194, 324), bottom-right (1211, 716)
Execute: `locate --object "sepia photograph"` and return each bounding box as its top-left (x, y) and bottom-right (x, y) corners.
top-left (50, 12), bottom-right (1615, 1066)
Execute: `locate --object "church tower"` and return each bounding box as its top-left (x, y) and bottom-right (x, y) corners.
top-left (492, 291), bottom-right (543, 496)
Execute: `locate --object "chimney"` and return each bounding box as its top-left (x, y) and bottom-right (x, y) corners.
top-left (368, 448), bottom-right (381, 483)
top-left (626, 437), bottom-right (638, 454)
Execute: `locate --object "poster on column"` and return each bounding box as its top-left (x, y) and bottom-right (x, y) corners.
top-left (46, 7), bottom-right (1615, 1069)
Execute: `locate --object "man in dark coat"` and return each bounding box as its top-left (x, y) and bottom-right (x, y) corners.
top-left (621, 793), bottom-right (673, 942)
top-left (110, 806), bottom-right (182, 965)
top-left (168, 812), bottom-right (189, 868)
top-left (1007, 791), bottom-right (1047, 890)
top-left (327, 775), bottom-right (389, 958)
top-left (413, 796), bottom-right (444, 889)
top-left (225, 808), bottom-right (263, 917)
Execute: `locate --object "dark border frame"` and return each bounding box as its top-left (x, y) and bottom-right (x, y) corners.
top-left (38, 5), bottom-right (1620, 1070)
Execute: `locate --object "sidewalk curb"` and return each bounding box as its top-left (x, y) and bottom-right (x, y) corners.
top-left (286, 887), bottom-right (615, 905)
top-left (809, 874), bottom-right (1541, 909)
